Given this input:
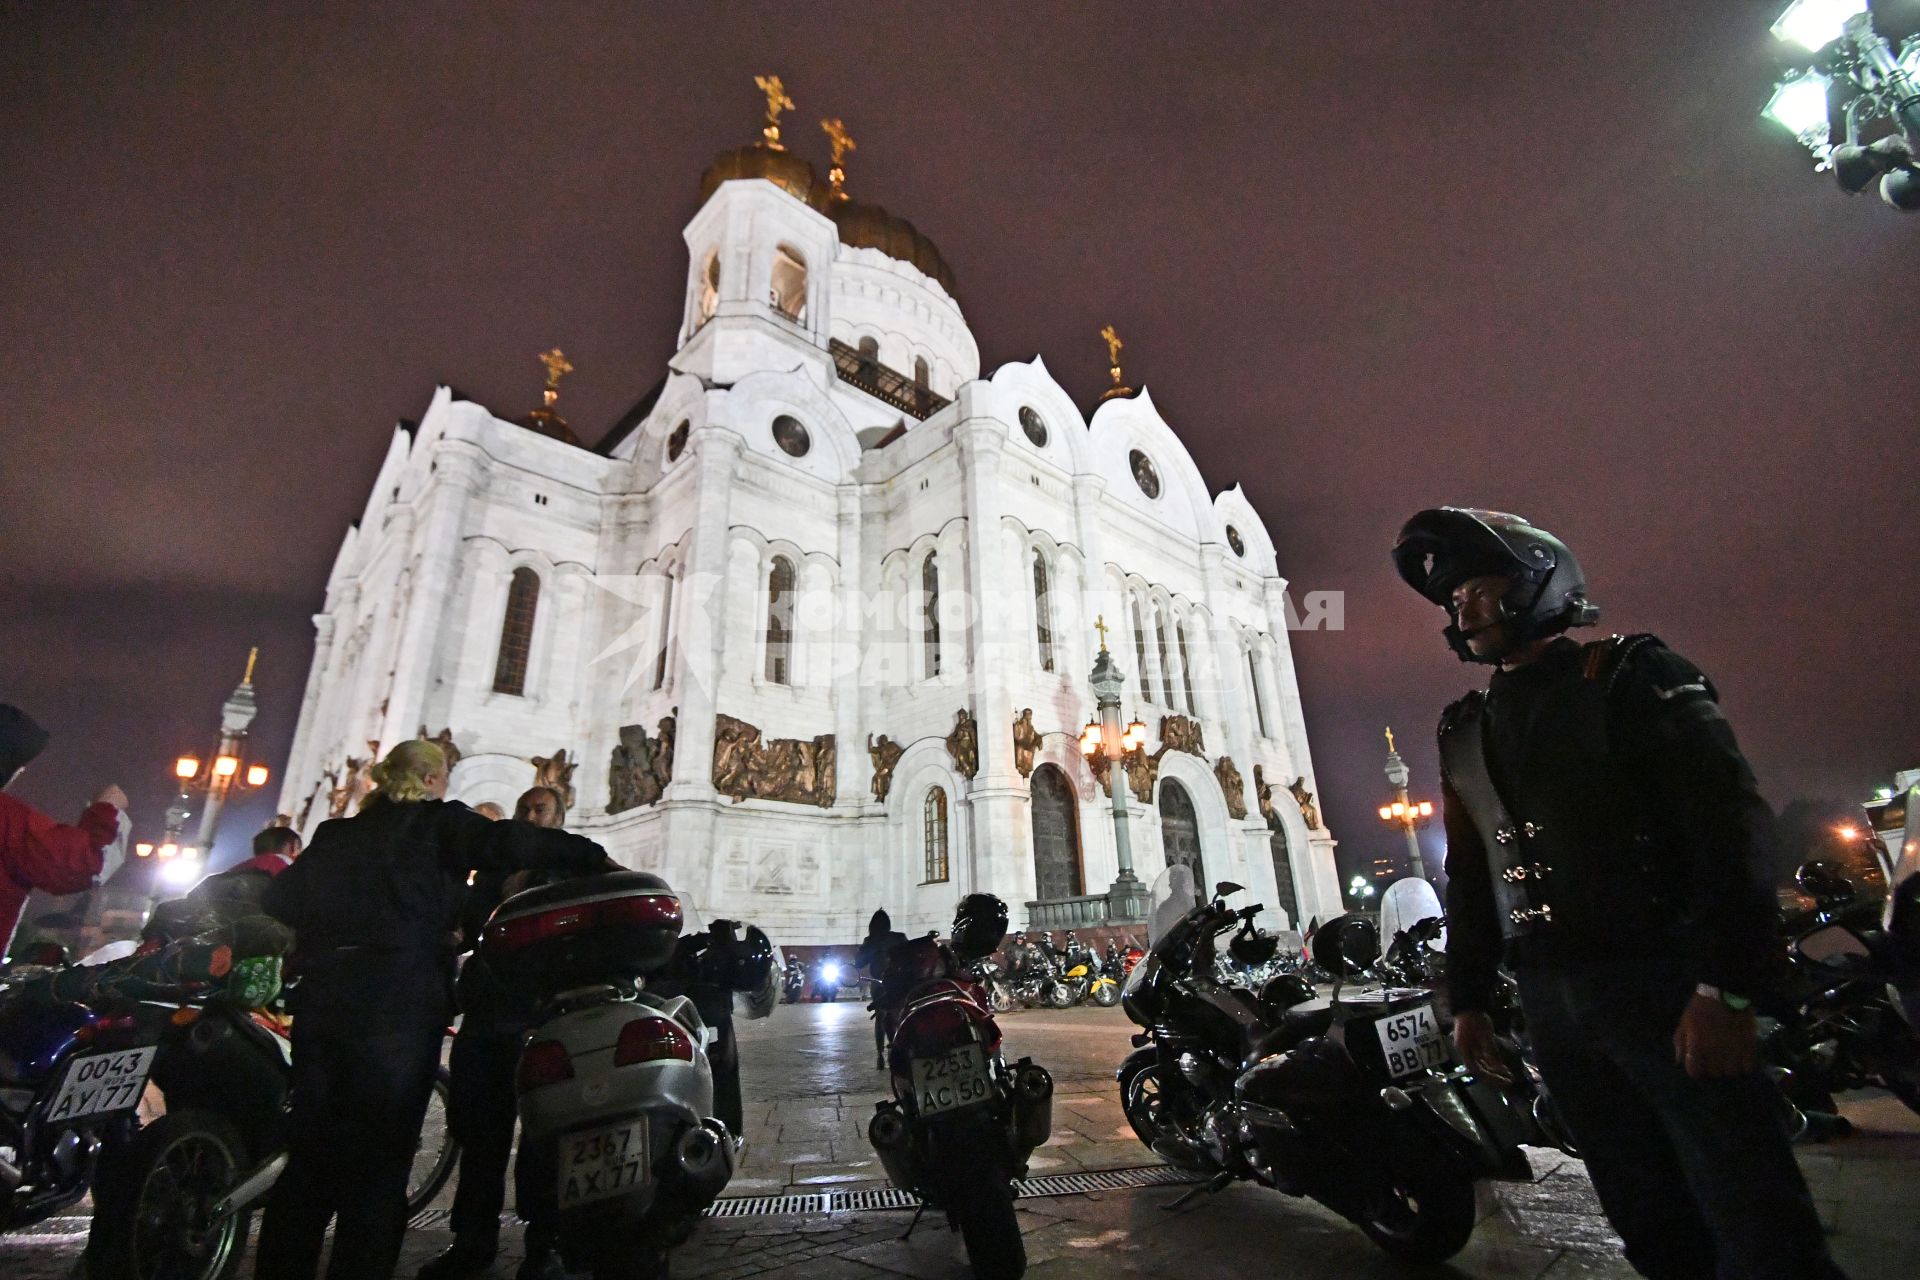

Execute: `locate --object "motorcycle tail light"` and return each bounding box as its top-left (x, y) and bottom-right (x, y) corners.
top-left (518, 1039), bottom-right (575, 1091)
top-left (613, 1016), bottom-right (695, 1066)
top-left (486, 892), bottom-right (682, 951)
top-left (903, 999), bottom-right (983, 1053)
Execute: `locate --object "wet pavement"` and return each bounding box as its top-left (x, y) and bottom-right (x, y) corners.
top-left (5, 999), bottom-right (1917, 1277)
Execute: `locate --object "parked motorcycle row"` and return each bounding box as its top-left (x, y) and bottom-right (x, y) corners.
top-left (973, 931), bottom-right (1141, 1013)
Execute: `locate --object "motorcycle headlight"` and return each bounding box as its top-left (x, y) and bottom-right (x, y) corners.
top-left (821, 961), bottom-right (842, 984)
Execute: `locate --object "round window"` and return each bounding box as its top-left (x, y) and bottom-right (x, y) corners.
top-left (666, 420), bottom-right (690, 461)
top-left (1227, 525), bottom-right (1245, 556)
top-left (772, 415), bottom-right (811, 458)
top-left (1129, 449), bottom-right (1161, 499)
top-left (1019, 406), bottom-right (1049, 448)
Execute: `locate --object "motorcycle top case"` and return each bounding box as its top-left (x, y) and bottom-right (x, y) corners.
top-left (482, 870), bottom-right (684, 987)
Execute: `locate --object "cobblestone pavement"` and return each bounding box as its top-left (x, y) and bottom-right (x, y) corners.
top-left (5, 1000), bottom-right (1917, 1277)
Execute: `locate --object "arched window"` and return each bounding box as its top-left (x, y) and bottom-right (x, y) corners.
top-left (1155, 606), bottom-right (1176, 707)
top-left (1247, 645), bottom-right (1271, 738)
top-left (922, 552), bottom-right (942, 678)
top-left (652, 569), bottom-right (676, 691)
top-left (1033, 550), bottom-right (1055, 672)
top-left (697, 251), bottom-right (720, 325)
top-left (1176, 620), bottom-right (1197, 712)
top-left (923, 787), bottom-right (950, 883)
top-left (770, 246), bottom-right (807, 322)
top-left (1130, 597), bottom-right (1151, 704)
top-left (492, 567), bottom-right (540, 696)
top-left (765, 556), bottom-right (796, 685)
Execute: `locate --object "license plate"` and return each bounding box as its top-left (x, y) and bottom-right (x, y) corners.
top-left (558, 1119), bottom-right (649, 1209)
top-left (1373, 1004), bottom-right (1449, 1079)
top-left (911, 1044), bottom-right (991, 1116)
top-left (46, 1047), bottom-right (157, 1124)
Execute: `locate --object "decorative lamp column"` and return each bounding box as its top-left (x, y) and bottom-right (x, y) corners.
top-left (1080, 617), bottom-right (1150, 922)
top-left (1377, 726), bottom-right (1432, 881)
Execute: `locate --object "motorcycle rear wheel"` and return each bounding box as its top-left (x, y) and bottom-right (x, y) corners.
top-left (1045, 983), bottom-right (1077, 1010)
top-left (408, 1066), bottom-right (459, 1213)
top-left (87, 1110), bottom-right (250, 1280)
top-left (941, 1139), bottom-right (1025, 1279)
top-left (1355, 1170), bottom-right (1476, 1264)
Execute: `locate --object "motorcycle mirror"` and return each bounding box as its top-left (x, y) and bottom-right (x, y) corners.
top-left (1215, 881), bottom-right (1246, 899)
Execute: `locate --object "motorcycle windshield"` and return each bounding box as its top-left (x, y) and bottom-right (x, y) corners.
top-left (1146, 865), bottom-right (1199, 949)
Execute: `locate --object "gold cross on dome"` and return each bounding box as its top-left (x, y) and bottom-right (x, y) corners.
top-left (755, 74), bottom-right (795, 150)
top-left (1385, 726), bottom-right (1397, 754)
top-left (1093, 614), bottom-right (1111, 652)
top-left (1100, 324), bottom-right (1124, 376)
top-left (821, 117), bottom-right (856, 199)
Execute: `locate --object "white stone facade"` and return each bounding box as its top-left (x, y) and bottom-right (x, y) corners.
top-left (279, 174), bottom-right (1343, 943)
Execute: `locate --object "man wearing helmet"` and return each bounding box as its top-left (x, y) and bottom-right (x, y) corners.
top-left (1393, 508), bottom-right (1842, 1280)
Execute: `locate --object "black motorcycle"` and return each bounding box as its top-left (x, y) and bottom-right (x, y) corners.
top-left (1760, 859), bottom-right (1920, 1126)
top-left (1117, 876), bottom-right (1545, 1265)
top-left (781, 956), bottom-right (806, 1004)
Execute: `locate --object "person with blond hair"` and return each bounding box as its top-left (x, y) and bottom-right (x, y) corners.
top-left (256, 740), bottom-right (611, 1280)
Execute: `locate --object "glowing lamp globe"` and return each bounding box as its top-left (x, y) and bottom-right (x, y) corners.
top-left (175, 755), bottom-right (200, 780)
top-left (1763, 69), bottom-right (1834, 145)
top-left (213, 755), bottom-right (240, 778)
top-left (246, 763), bottom-right (270, 787)
top-left (1770, 0), bottom-right (1867, 53)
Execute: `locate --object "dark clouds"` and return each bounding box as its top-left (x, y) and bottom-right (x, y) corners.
top-left (2, 1), bottom-right (1914, 873)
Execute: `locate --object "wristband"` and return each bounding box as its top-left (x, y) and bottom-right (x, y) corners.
top-left (1694, 982), bottom-right (1752, 1011)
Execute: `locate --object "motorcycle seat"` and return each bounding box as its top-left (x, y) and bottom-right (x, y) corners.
top-left (1244, 1000), bottom-right (1333, 1067)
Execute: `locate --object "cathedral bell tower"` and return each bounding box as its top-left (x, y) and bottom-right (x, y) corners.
top-left (675, 75), bottom-right (840, 385)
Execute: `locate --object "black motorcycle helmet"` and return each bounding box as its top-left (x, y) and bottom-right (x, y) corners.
top-left (1310, 913), bottom-right (1381, 976)
top-left (1228, 919), bottom-right (1279, 968)
top-left (1257, 973), bottom-right (1316, 1021)
top-left (951, 893), bottom-right (1009, 962)
top-left (1392, 507), bottom-right (1601, 664)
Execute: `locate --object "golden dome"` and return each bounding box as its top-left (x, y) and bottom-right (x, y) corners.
top-left (826, 198), bottom-right (957, 296)
top-left (699, 144), bottom-right (822, 205)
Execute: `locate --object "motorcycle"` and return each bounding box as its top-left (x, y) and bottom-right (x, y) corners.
top-left (1117, 873), bottom-right (1548, 1265)
top-left (812, 954), bottom-right (847, 1003)
top-left (1103, 938), bottom-right (1145, 984)
top-left (967, 957), bottom-right (1016, 1014)
top-left (865, 895), bottom-right (1053, 1280)
top-left (781, 957), bottom-right (806, 1005)
top-left (483, 870), bottom-right (768, 1280)
top-left (0, 915), bottom-right (457, 1280)
top-left (1760, 859), bottom-right (1920, 1127)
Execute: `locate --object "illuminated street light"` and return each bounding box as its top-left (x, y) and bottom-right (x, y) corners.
top-left (1761, 2), bottom-right (1920, 210)
top-left (1075, 617), bottom-right (1153, 923)
top-left (1378, 728), bottom-right (1431, 880)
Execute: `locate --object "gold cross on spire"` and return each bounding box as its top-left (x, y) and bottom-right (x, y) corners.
top-left (1093, 614), bottom-right (1111, 653)
top-left (242, 646), bottom-right (259, 686)
top-left (754, 74), bottom-right (795, 150)
top-left (538, 348), bottom-right (574, 407)
top-left (1384, 726), bottom-right (1397, 754)
top-left (821, 118), bottom-right (856, 200)
top-left (1098, 324), bottom-right (1135, 401)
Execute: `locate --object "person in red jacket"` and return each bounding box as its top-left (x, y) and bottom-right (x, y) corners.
top-left (0, 703), bottom-right (126, 957)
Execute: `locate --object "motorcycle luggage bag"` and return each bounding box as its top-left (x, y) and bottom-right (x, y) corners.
top-left (483, 871), bottom-right (683, 987)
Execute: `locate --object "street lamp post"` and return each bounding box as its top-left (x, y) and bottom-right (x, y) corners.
top-left (134, 649), bottom-right (273, 890)
top-left (1079, 617), bottom-right (1152, 922)
top-left (1377, 727), bottom-right (1433, 881)
top-left (1762, 0), bottom-right (1920, 210)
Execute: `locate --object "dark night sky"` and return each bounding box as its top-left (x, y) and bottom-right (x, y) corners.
top-left (3, 2), bottom-right (1916, 877)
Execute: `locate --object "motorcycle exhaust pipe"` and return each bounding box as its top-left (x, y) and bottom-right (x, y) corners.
top-left (1009, 1060), bottom-right (1054, 1155)
top-left (674, 1123), bottom-right (732, 1198)
top-left (867, 1103), bottom-right (920, 1192)
top-left (208, 1151), bottom-right (288, 1225)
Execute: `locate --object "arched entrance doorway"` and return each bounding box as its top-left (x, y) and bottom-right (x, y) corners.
top-left (1029, 764), bottom-right (1083, 900)
top-left (1268, 824), bottom-right (1300, 926)
top-left (1158, 779), bottom-right (1205, 890)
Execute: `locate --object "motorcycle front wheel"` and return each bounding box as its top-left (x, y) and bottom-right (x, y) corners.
top-left (1045, 983), bottom-right (1078, 1010)
top-left (408, 1065), bottom-right (460, 1213)
top-left (1090, 979), bottom-right (1122, 1008)
top-left (986, 978), bottom-right (1015, 1014)
top-left (87, 1110), bottom-right (250, 1280)
top-left (1117, 1059), bottom-right (1206, 1168)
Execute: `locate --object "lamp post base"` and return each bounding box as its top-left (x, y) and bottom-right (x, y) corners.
top-left (1106, 871), bottom-right (1150, 925)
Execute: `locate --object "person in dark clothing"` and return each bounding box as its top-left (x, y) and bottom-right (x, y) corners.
top-left (421, 785), bottom-right (574, 1280)
top-left (195, 824), bottom-right (301, 906)
top-left (1393, 507), bottom-right (1845, 1280)
top-left (255, 743), bottom-right (609, 1280)
top-left (0, 703), bottom-right (126, 956)
top-left (855, 909), bottom-right (909, 1069)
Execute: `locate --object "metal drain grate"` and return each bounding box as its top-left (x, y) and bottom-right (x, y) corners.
top-left (1016, 1166), bottom-right (1198, 1198)
top-left (701, 1164), bottom-right (1199, 1219)
top-left (828, 1187), bottom-right (919, 1212)
top-left (707, 1192), bottom-right (830, 1217)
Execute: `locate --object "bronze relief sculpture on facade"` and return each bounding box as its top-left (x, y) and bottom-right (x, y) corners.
top-left (1288, 776), bottom-right (1322, 830)
top-left (1123, 743), bottom-right (1158, 804)
top-left (711, 713), bottom-right (836, 808)
top-left (531, 748), bottom-right (578, 811)
top-left (1253, 764), bottom-right (1279, 828)
top-left (1158, 714), bottom-right (1205, 758)
top-left (608, 714), bottom-right (676, 813)
top-left (1214, 755), bottom-right (1248, 820)
top-left (945, 708), bottom-right (979, 779)
top-left (417, 724), bottom-right (462, 769)
top-left (868, 734), bottom-right (905, 802)
top-left (1011, 708), bottom-right (1042, 779)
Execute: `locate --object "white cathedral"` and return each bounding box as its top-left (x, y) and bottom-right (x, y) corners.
top-left (278, 103), bottom-right (1343, 944)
